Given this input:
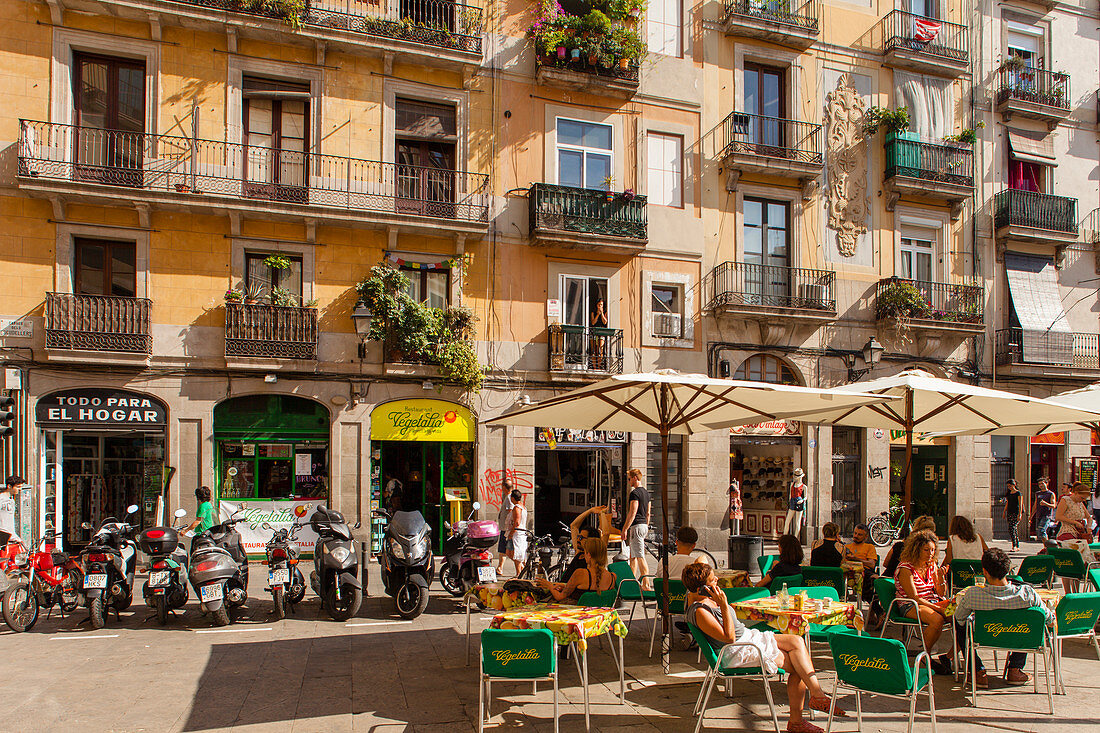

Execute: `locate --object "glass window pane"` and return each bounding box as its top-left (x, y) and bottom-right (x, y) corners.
top-left (246, 254), bottom-right (273, 299)
top-left (557, 119), bottom-right (586, 146)
top-left (585, 153), bottom-right (611, 190)
top-left (589, 279), bottom-right (609, 326)
top-left (426, 272), bottom-right (448, 308)
top-left (583, 123), bottom-right (612, 150)
top-left (117, 67), bottom-right (145, 134)
top-left (564, 278), bottom-right (586, 326)
top-left (77, 242), bottom-right (106, 295)
top-left (559, 149), bottom-right (584, 188)
top-left (110, 244), bottom-right (136, 297)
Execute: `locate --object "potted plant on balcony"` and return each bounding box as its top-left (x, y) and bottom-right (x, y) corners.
top-left (224, 288), bottom-right (243, 304)
top-left (271, 286), bottom-right (299, 307)
top-left (602, 174), bottom-right (615, 201)
top-left (244, 281), bottom-right (264, 305)
top-left (943, 120), bottom-right (984, 147)
top-left (263, 254), bottom-right (293, 271)
top-left (877, 278), bottom-right (930, 340)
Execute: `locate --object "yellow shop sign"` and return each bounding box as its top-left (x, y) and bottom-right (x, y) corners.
top-left (370, 399), bottom-right (475, 442)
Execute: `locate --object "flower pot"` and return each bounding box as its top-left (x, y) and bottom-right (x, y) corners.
top-left (556, 46), bottom-right (566, 59)
top-left (570, 48), bottom-right (581, 60)
top-left (588, 53), bottom-right (598, 65)
top-left (618, 57), bottom-right (630, 70)
top-left (174, 184), bottom-right (191, 193)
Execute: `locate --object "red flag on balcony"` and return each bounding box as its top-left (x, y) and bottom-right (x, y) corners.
top-left (913, 17), bottom-right (941, 43)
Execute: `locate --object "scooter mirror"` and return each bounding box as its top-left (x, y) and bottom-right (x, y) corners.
top-left (126, 504), bottom-right (139, 515)
top-left (353, 521), bottom-right (362, 529)
top-left (472, 501), bottom-right (481, 511)
top-left (174, 508), bottom-right (187, 519)
top-left (444, 521), bottom-right (452, 532)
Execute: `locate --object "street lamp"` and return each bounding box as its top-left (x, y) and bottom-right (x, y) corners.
top-left (845, 336), bottom-right (884, 382)
top-left (351, 302), bottom-right (373, 359)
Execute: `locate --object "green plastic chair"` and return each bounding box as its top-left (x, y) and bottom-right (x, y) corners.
top-left (687, 620), bottom-right (786, 733)
top-left (948, 559), bottom-right (984, 594)
top-left (608, 560), bottom-right (655, 631)
top-left (768, 573), bottom-right (803, 595)
top-left (825, 632), bottom-right (936, 733)
top-left (479, 628), bottom-right (559, 733)
top-left (1052, 592), bottom-right (1100, 694)
top-left (1089, 568), bottom-right (1100, 592)
top-left (723, 587), bottom-right (769, 604)
top-left (802, 566), bottom-right (846, 597)
top-left (650, 577), bottom-right (688, 657)
top-left (758, 554), bottom-right (779, 578)
top-left (1010, 555), bottom-right (1056, 588)
top-left (966, 608), bottom-right (1053, 713)
top-left (1048, 547), bottom-right (1089, 584)
top-left (789, 586), bottom-right (850, 658)
top-left (1090, 542), bottom-right (1100, 553)
top-left (873, 577), bottom-right (927, 654)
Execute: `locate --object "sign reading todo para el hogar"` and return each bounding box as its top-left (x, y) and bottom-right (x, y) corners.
top-left (35, 388), bottom-right (168, 427)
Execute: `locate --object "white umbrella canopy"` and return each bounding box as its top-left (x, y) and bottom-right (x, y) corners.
top-left (936, 381), bottom-right (1100, 436)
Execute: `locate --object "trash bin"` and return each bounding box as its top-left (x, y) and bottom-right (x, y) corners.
top-left (728, 534), bottom-right (763, 572)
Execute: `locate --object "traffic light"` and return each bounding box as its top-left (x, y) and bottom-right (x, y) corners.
top-left (0, 396), bottom-right (14, 439)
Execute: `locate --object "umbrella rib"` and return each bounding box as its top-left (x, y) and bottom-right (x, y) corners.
top-left (949, 398), bottom-right (1001, 428)
top-left (913, 394), bottom-right (970, 426)
top-left (592, 389), bottom-right (660, 431)
top-left (865, 402), bottom-right (904, 424)
top-left (672, 385), bottom-right (778, 428)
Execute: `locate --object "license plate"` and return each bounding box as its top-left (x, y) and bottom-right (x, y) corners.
top-left (149, 571), bottom-right (171, 587)
top-left (270, 569), bottom-right (290, 585)
top-left (200, 584), bottom-right (223, 602)
top-left (477, 566), bottom-right (497, 583)
top-left (84, 573), bottom-right (107, 589)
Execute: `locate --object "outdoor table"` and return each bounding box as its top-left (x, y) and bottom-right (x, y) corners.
top-left (714, 568), bottom-right (752, 589)
top-left (463, 582), bottom-right (553, 666)
top-left (730, 595), bottom-right (864, 636)
top-left (840, 560), bottom-right (866, 602)
top-left (489, 603), bottom-right (628, 730)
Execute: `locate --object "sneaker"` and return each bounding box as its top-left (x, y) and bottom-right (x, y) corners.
top-left (930, 657), bottom-right (954, 676)
top-left (965, 670), bottom-right (989, 689)
top-left (1004, 669), bottom-right (1030, 686)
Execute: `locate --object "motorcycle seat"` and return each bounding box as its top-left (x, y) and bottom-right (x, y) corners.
top-left (51, 552), bottom-right (70, 565)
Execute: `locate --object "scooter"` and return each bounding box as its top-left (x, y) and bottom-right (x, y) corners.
top-left (188, 510), bottom-right (249, 627)
top-left (139, 508), bottom-right (190, 625)
top-left (376, 507), bottom-right (433, 619)
top-left (80, 505), bottom-right (140, 629)
top-left (308, 506), bottom-right (362, 621)
top-left (439, 502), bottom-right (497, 597)
top-left (261, 521), bottom-right (306, 620)
top-left (2, 531), bottom-right (83, 632)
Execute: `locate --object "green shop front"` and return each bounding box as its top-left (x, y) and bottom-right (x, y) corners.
top-left (214, 394), bottom-right (331, 555)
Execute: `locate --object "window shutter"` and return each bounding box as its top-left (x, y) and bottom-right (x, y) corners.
top-left (396, 98), bottom-right (457, 140)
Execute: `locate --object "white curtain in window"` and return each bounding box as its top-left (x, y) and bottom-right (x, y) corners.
top-left (647, 0), bottom-right (681, 57)
top-left (894, 71), bottom-right (954, 141)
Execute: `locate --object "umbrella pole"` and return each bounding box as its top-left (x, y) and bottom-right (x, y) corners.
top-left (904, 390), bottom-right (914, 518)
top-left (660, 428), bottom-right (671, 674)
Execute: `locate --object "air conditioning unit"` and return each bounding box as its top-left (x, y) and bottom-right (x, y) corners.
top-left (798, 283), bottom-right (827, 307)
top-left (653, 312), bottom-right (682, 338)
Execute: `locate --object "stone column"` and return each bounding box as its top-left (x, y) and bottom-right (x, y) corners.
top-left (810, 425), bottom-right (832, 543)
top-left (683, 429), bottom-right (729, 559)
top-left (865, 430), bottom-right (890, 521)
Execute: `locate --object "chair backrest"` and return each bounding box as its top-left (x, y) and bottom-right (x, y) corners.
top-left (1016, 554), bottom-right (1055, 586)
top-left (802, 566), bottom-right (846, 595)
top-left (971, 607), bottom-right (1048, 650)
top-left (1055, 592), bottom-right (1100, 637)
top-left (654, 577), bottom-right (688, 614)
top-left (608, 560), bottom-right (634, 584)
top-left (1089, 568), bottom-right (1100, 592)
top-left (873, 576), bottom-right (897, 608)
top-left (949, 559), bottom-right (984, 590)
top-left (723, 587), bottom-right (769, 604)
top-left (769, 573), bottom-right (803, 594)
top-left (481, 628), bottom-right (556, 679)
top-left (577, 567), bottom-right (620, 607)
top-left (686, 620), bottom-right (721, 670)
top-left (1048, 547), bottom-right (1087, 579)
top-left (758, 554), bottom-right (779, 576)
top-left (828, 632), bottom-right (916, 696)
top-left (789, 586), bottom-right (840, 602)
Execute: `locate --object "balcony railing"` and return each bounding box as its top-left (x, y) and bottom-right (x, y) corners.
top-left (45, 292), bottom-right (152, 353)
top-left (704, 262), bottom-right (835, 312)
top-left (881, 10), bottom-right (967, 64)
top-left (721, 111), bottom-right (822, 165)
top-left (548, 324), bottom-right (624, 374)
top-left (529, 183), bottom-right (647, 240)
top-left (993, 189), bottom-right (1078, 234)
top-left (996, 63), bottom-right (1070, 111)
top-left (166, 0), bottom-right (483, 53)
top-left (874, 277), bottom-right (983, 324)
top-left (996, 328), bottom-right (1100, 370)
top-left (723, 0), bottom-right (820, 33)
top-left (535, 58), bottom-right (640, 84)
top-left (884, 137), bottom-right (973, 186)
top-left (225, 303), bottom-right (318, 360)
top-left (18, 121), bottom-right (489, 224)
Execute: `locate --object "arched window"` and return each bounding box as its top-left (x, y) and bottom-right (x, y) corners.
top-left (734, 354), bottom-right (799, 385)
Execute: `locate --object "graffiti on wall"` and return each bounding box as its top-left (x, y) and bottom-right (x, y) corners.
top-left (479, 468), bottom-right (534, 509)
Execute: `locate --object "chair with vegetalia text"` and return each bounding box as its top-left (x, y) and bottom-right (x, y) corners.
top-left (802, 566), bottom-right (846, 598)
top-left (1009, 554), bottom-right (1055, 588)
top-left (768, 573), bottom-right (803, 595)
top-left (1052, 591), bottom-right (1100, 693)
top-left (479, 628), bottom-right (559, 733)
top-left (965, 607), bottom-right (1053, 714)
top-left (948, 559), bottom-right (983, 594)
top-left (1048, 547), bottom-right (1091, 589)
top-left (873, 577), bottom-right (927, 654)
top-left (650, 577), bottom-right (688, 657)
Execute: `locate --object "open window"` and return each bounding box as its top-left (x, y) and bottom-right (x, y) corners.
top-left (245, 252), bottom-right (303, 305)
top-left (242, 76), bottom-right (310, 204)
top-left (73, 53), bottom-right (146, 186)
top-left (743, 197), bottom-right (791, 303)
top-left (401, 264), bottom-right (450, 308)
top-left (395, 98), bottom-right (458, 217)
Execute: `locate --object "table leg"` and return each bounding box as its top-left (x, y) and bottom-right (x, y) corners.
top-left (618, 633), bottom-right (624, 703)
top-left (465, 596), bottom-right (471, 667)
top-left (582, 645), bottom-right (591, 731)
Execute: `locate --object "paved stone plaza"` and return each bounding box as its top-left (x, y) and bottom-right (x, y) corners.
top-left (0, 539), bottom-right (1094, 732)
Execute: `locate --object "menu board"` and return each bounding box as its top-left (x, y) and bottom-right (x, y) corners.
top-left (1074, 457), bottom-right (1098, 492)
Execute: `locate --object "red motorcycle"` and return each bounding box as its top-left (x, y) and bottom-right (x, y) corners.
top-left (0, 535), bottom-right (28, 581)
top-left (2, 533), bottom-right (83, 632)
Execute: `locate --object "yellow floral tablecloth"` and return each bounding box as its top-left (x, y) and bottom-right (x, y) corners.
top-left (490, 603), bottom-right (629, 653)
top-left (840, 560), bottom-right (867, 598)
top-left (731, 596), bottom-right (864, 636)
top-left (714, 569), bottom-right (752, 589)
top-left (945, 587), bottom-right (1061, 618)
top-left (466, 582), bottom-right (552, 612)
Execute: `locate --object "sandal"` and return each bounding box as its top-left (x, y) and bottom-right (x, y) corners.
top-left (808, 696), bottom-right (847, 718)
top-left (786, 721), bottom-right (825, 733)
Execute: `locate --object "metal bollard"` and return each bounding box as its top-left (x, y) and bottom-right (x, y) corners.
top-left (361, 542), bottom-right (370, 597)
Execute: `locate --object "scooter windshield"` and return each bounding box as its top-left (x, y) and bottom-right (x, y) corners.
top-left (390, 511), bottom-right (428, 539)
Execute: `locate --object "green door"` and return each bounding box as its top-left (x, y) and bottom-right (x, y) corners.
top-left (910, 446), bottom-right (949, 536)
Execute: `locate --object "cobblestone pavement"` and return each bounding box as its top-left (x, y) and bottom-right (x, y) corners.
top-left (0, 538), bottom-right (1095, 732)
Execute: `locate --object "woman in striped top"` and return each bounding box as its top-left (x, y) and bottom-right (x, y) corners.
top-left (893, 529), bottom-right (949, 657)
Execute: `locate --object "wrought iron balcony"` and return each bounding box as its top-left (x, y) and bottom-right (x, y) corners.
top-left (529, 183), bottom-right (647, 252)
top-left (995, 63), bottom-right (1071, 123)
top-left (874, 277), bottom-right (983, 330)
top-left (996, 328), bottom-right (1100, 370)
top-left (548, 324), bottom-right (624, 374)
top-left (18, 121), bottom-right (489, 227)
top-left (883, 136), bottom-right (973, 216)
top-left (704, 262), bottom-right (835, 319)
top-left (45, 292), bottom-right (152, 354)
top-left (993, 189), bottom-right (1078, 239)
top-left (720, 111), bottom-right (822, 187)
top-left (225, 303), bottom-right (318, 360)
top-left (722, 0), bottom-right (819, 48)
top-left (879, 10), bottom-right (968, 76)
top-left (535, 57), bottom-right (640, 98)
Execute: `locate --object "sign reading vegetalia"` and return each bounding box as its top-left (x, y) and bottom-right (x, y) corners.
top-left (36, 388), bottom-right (168, 427)
top-left (218, 499), bottom-right (321, 557)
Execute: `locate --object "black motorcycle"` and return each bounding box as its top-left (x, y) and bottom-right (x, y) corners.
top-left (138, 508), bottom-right (190, 625)
top-left (80, 504), bottom-right (140, 629)
top-left (261, 521), bottom-right (306, 620)
top-left (308, 507), bottom-right (362, 621)
top-left (188, 511), bottom-right (249, 627)
top-left (376, 508), bottom-right (432, 619)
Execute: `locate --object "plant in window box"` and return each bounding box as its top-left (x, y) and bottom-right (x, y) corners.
top-left (877, 278), bottom-right (930, 340)
top-left (263, 254), bottom-right (293, 271)
top-left (224, 288), bottom-right (244, 304)
top-left (943, 121), bottom-right (983, 146)
top-left (615, 26), bottom-right (646, 65)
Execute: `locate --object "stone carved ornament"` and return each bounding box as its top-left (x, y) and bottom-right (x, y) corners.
top-left (825, 74), bottom-right (868, 258)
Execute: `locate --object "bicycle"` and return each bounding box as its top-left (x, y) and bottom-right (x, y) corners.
top-left (512, 529), bottom-right (570, 582)
top-left (866, 506), bottom-right (911, 547)
top-left (643, 527), bottom-right (719, 569)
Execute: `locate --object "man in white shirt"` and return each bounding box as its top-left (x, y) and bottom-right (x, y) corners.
top-left (666, 526), bottom-right (709, 581)
top-left (0, 475), bottom-right (23, 544)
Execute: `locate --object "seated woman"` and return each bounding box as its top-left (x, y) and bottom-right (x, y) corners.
top-left (893, 529), bottom-right (951, 675)
top-left (536, 537), bottom-right (615, 603)
top-left (684, 562), bottom-right (844, 733)
top-left (865, 515), bottom-right (936, 631)
top-left (941, 515), bottom-right (987, 566)
top-left (756, 534), bottom-right (804, 588)
top-left (561, 505), bottom-right (611, 580)
top-left (809, 522), bottom-right (844, 567)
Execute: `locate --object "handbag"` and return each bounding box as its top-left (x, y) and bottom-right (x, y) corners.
top-left (789, 496), bottom-right (805, 512)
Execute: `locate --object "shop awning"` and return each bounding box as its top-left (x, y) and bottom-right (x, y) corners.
top-left (1005, 253), bottom-right (1072, 364)
top-left (1007, 128), bottom-right (1057, 166)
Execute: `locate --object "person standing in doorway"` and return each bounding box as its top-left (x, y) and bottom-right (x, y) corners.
top-left (782, 468), bottom-right (807, 537)
top-left (620, 468), bottom-right (652, 590)
top-left (183, 486), bottom-right (215, 535)
top-left (506, 489), bottom-right (528, 577)
top-left (0, 475), bottom-right (23, 545)
top-left (495, 478), bottom-right (514, 573)
top-left (1002, 479), bottom-right (1022, 550)
top-left (1031, 478), bottom-right (1056, 542)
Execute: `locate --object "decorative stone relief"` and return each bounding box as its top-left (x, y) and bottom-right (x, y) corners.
top-left (825, 74), bottom-right (868, 258)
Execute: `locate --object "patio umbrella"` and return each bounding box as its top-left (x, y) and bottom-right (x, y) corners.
top-left (486, 370), bottom-right (896, 671)
top-left (752, 369), bottom-right (1100, 512)
top-left (934, 381), bottom-right (1100, 437)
